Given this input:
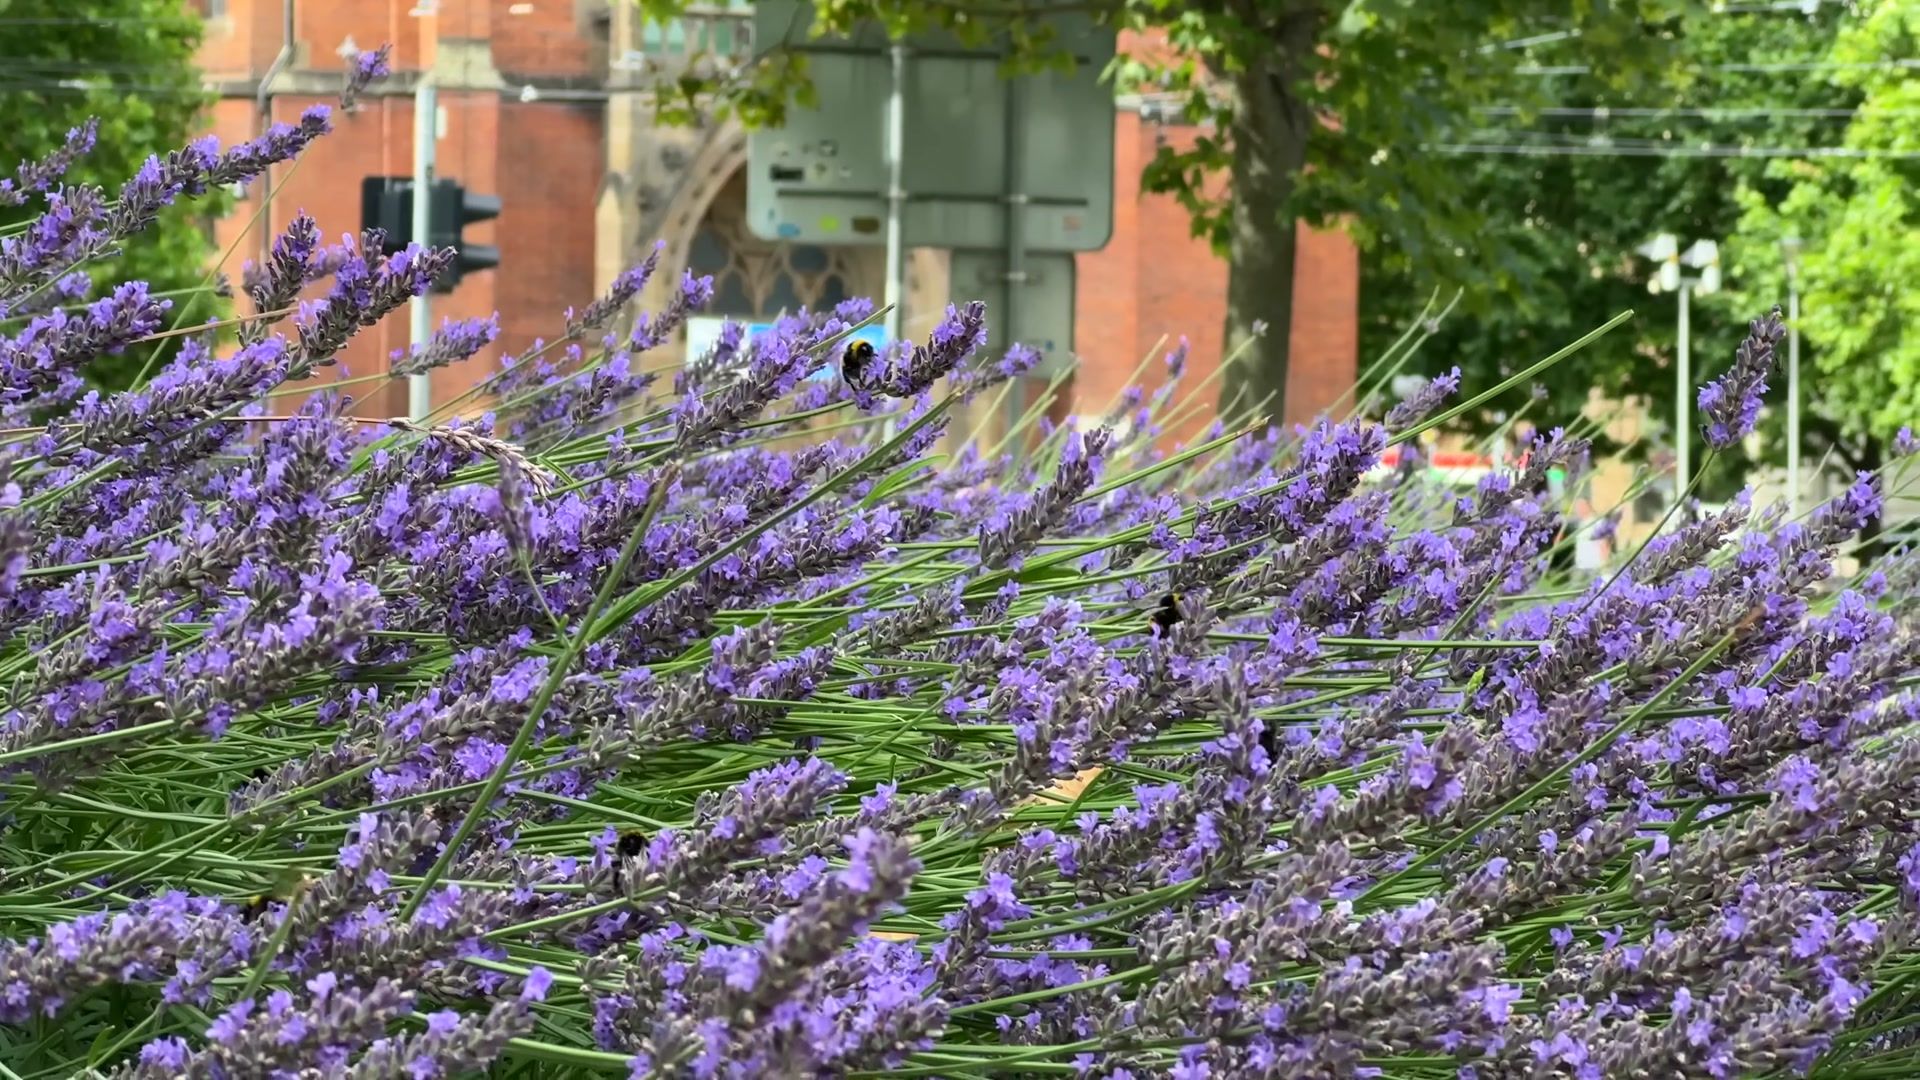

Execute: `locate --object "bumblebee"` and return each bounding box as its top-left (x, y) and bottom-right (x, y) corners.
top-left (611, 828), bottom-right (648, 893)
top-left (238, 894), bottom-right (273, 922)
top-left (842, 340), bottom-right (876, 387)
top-left (1258, 722), bottom-right (1280, 761)
top-left (235, 869), bottom-right (308, 923)
top-left (1149, 592), bottom-right (1184, 637)
top-left (615, 828), bottom-right (649, 860)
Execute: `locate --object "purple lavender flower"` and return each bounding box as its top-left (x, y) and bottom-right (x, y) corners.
top-left (3, 95), bottom-right (1920, 1080)
top-left (208, 105), bottom-right (334, 189)
top-left (955, 342), bottom-right (1043, 400)
top-left (64, 337), bottom-right (291, 455)
top-left (346, 997), bottom-right (536, 1078)
top-left (568, 242), bottom-right (663, 338)
top-left (0, 894), bottom-right (252, 1023)
top-left (392, 315), bottom-right (502, 376)
top-left (628, 271), bottom-right (715, 352)
top-left (870, 301), bottom-right (987, 400)
top-left (0, 119), bottom-right (98, 207)
top-left (976, 427), bottom-right (1113, 567)
top-left (1166, 336), bottom-right (1190, 379)
top-left (1385, 366), bottom-right (1461, 433)
top-left (0, 185), bottom-right (107, 305)
top-left (295, 236), bottom-right (455, 370)
top-left (1697, 307), bottom-right (1786, 448)
top-left (0, 281), bottom-right (170, 401)
top-left (620, 756), bottom-right (849, 903)
top-left (342, 44), bottom-right (395, 112)
top-left (119, 975), bottom-right (414, 1078)
top-left (241, 212), bottom-right (323, 337)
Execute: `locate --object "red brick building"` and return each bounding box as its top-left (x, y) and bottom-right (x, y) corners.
top-left (193, 3), bottom-right (1356, 432)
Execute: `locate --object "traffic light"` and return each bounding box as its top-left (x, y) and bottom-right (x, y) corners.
top-left (358, 176), bottom-right (501, 294)
top-left (432, 179), bottom-right (500, 290)
top-left (360, 175), bottom-right (409, 248)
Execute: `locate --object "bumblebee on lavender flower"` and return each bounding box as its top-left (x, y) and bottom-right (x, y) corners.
top-left (616, 828), bottom-right (649, 860)
top-left (239, 894), bottom-right (274, 923)
top-left (236, 869), bottom-right (309, 923)
top-left (611, 827), bottom-right (649, 892)
top-left (1149, 592), bottom-right (1185, 637)
top-left (842, 339), bottom-right (877, 388)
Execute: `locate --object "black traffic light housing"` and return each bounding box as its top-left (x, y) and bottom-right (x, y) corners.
top-left (359, 176), bottom-right (501, 294)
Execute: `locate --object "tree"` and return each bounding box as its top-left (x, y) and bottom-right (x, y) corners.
top-left (0, 0), bottom-right (217, 385)
top-left (636, 0), bottom-right (1683, 425)
top-left (1359, 2), bottom-right (1908, 505)
top-left (1723, 0), bottom-right (1919, 491)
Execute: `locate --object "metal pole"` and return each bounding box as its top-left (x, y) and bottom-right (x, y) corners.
top-left (1000, 77), bottom-right (1028, 442)
top-left (1787, 285), bottom-right (1801, 517)
top-left (1676, 282), bottom-right (1691, 497)
top-left (1003, 79), bottom-right (1027, 351)
top-left (255, 0), bottom-right (294, 270)
top-left (408, 76), bottom-right (436, 421)
top-left (882, 44), bottom-right (907, 347)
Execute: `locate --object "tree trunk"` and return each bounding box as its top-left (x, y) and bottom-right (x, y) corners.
top-left (1218, 11), bottom-right (1319, 428)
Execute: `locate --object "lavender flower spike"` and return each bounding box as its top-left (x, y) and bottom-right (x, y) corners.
top-left (1698, 306), bottom-right (1786, 449)
top-left (342, 44), bottom-right (395, 112)
top-left (1386, 365), bottom-right (1461, 433)
top-left (0, 893), bottom-right (251, 1023)
top-left (0, 281), bottom-right (170, 401)
top-left (346, 971), bottom-right (548, 1079)
top-left (568, 241), bottom-right (664, 338)
top-left (392, 314), bottom-right (502, 376)
top-left (0, 119), bottom-right (99, 207)
top-left (878, 301), bottom-right (988, 398)
top-left (117, 975), bottom-right (414, 1079)
top-left (739, 828), bottom-right (920, 1015)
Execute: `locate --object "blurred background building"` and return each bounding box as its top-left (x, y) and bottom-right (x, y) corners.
top-left (192, 0), bottom-right (1358, 440)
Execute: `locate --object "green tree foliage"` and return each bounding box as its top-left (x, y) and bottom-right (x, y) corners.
top-left (636, 0), bottom-right (1683, 424)
top-left (0, 0), bottom-right (219, 385)
top-left (1724, 0), bottom-right (1919, 482)
top-left (1362, 2), bottom-right (1918, 503)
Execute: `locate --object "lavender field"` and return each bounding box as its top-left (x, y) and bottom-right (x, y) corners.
top-left (2, 51), bottom-right (1918, 1080)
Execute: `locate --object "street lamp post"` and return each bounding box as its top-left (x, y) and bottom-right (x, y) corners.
top-left (409, 6), bottom-right (439, 421)
top-left (1638, 233), bottom-right (1722, 497)
top-left (1781, 236), bottom-right (1803, 517)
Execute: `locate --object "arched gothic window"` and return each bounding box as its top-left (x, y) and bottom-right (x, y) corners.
top-left (686, 170), bottom-right (869, 321)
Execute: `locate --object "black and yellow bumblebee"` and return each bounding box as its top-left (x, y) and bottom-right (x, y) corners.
top-left (1149, 592), bottom-right (1185, 637)
top-left (615, 828), bottom-right (649, 860)
top-left (235, 870), bottom-right (308, 923)
top-left (238, 894), bottom-right (274, 923)
top-left (611, 828), bottom-right (649, 893)
top-left (842, 340), bottom-right (877, 388)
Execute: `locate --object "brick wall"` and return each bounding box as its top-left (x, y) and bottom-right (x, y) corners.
top-left (194, 0), bottom-right (284, 76)
top-left (288, 0), bottom-right (427, 72)
top-left (199, 0), bottom-right (607, 415)
top-left (489, 0), bottom-right (599, 78)
top-left (480, 100), bottom-right (605, 401)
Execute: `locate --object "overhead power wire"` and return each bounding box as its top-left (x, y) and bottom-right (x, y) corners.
top-left (1475, 105), bottom-right (1920, 120)
top-left (1425, 141), bottom-right (1920, 159)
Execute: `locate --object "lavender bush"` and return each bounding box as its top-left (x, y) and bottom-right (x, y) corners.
top-left (0, 51), bottom-right (1916, 1079)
